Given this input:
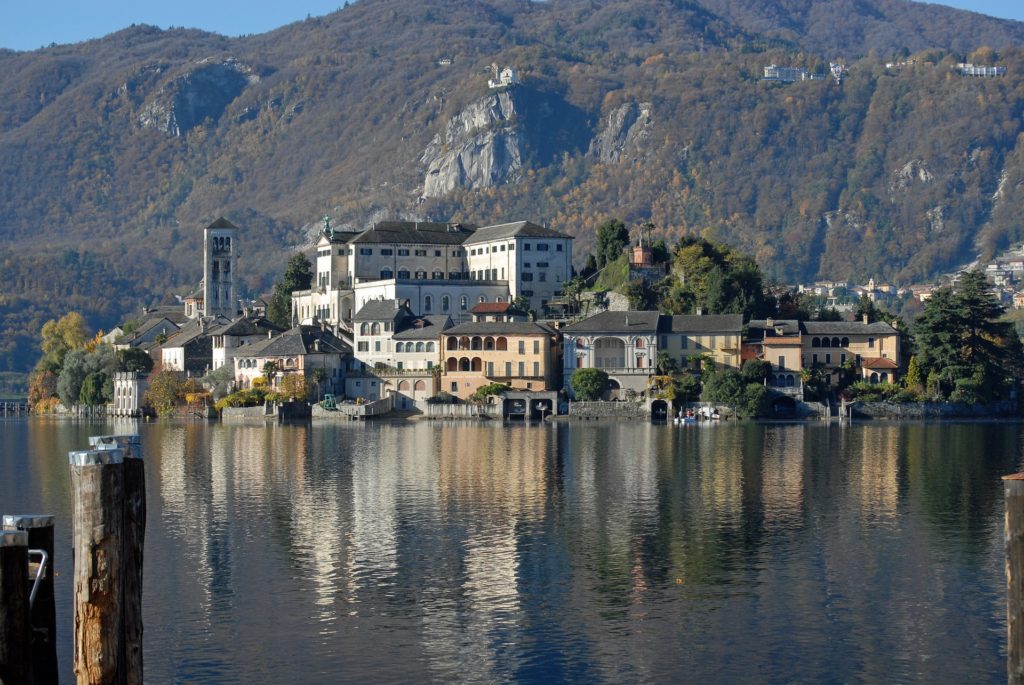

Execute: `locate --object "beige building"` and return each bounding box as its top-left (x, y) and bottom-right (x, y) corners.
top-left (442, 321), bottom-right (560, 399)
top-left (233, 325), bottom-right (350, 396)
top-left (743, 319), bottom-right (803, 394)
top-left (658, 314), bottom-right (743, 372)
top-left (801, 318), bottom-right (901, 385)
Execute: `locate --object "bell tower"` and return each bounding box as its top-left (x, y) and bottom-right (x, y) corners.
top-left (203, 217), bottom-right (239, 318)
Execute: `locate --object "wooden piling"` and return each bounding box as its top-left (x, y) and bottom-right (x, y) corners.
top-left (2, 514), bottom-right (57, 684)
top-left (0, 528), bottom-right (33, 685)
top-left (70, 448), bottom-right (125, 685)
top-left (89, 435), bottom-right (144, 685)
top-left (1006, 473), bottom-right (1024, 685)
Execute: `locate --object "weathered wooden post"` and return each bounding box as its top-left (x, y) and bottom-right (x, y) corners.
top-left (70, 448), bottom-right (125, 685)
top-left (1006, 473), bottom-right (1024, 684)
top-left (2, 514), bottom-right (57, 684)
top-left (89, 435), bottom-right (144, 685)
top-left (0, 528), bottom-right (33, 684)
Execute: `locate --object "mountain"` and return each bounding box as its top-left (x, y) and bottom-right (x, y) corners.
top-left (2, 0), bottom-right (1024, 372)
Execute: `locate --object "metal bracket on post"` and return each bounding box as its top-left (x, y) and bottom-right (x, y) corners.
top-left (28, 548), bottom-right (48, 609)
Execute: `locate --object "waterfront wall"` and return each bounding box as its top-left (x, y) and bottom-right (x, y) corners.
top-left (223, 401), bottom-right (311, 421)
top-left (312, 395), bottom-right (394, 419)
top-left (568, 401), bottom-right (649, 419)
top-left (414, 400), bottom-right (502, 419)
top-left (851, 399), bottom-right (1017, 419)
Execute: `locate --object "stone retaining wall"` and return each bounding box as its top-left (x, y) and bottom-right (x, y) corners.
top-left (568, 401), bottom-right (649, 419)
top-left (851, 399), bottom-right (1017, 419)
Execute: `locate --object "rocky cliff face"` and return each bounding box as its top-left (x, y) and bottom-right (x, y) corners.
top-left (138, 58), bottom-right (259, 136)
top-left (421, 90), bottom-right (524, 198)
top-left (588, 101), bottom-right (653, 163)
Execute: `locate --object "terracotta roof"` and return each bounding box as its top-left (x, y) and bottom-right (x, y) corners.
top-left (471, 302), bottom-right (512, 314)
top-left (861, 357), bottom-right (898, 369)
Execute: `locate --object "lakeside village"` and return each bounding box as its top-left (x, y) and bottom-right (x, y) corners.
top-left (23, 214), bottom-right (1024, 422)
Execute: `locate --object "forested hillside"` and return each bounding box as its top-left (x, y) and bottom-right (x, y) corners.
top-left (2, 0), bottom-right (1024, 371)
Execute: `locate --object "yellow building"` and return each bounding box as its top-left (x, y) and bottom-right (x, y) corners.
top-left (801, 318), bottom-right (901, 385)
top-left (442, 321), bottom-right (560, 399)
top-left (743, 319), bottom-right (803, 394)
top-left (658, 314), bottom-right (743, 372)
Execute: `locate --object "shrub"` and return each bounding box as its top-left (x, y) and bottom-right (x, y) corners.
top-left (571, 368), bottom-right (609, 401)
top-left (469, 382), bottom-right (509, 403)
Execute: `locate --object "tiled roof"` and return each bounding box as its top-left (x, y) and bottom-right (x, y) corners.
top-left (471, 302), bottom-right (513, 314)
top-left (393, 315), bottom-right (454, 340)
top-left (240, 326), bottom-right (349, 358)
top-left (206, 217), bottom-right (238, 229)
top-left (207, 316), bottom-right (282, 337)
top-left (801, 321), bottom-right (897, 335)
top-left (353, 299), bottom-right (413, 321)
top-left (462, 221), bottom-right (571, 245)
top-left (347, 221), bottom-right (477, 246)
top-left (861, 357), bottom-right (898, 369)
top-left (115, 317), bottom-right (179, 345)
top-left (664, 314), bottom-right (743, 333)
top-left (561, 310), bottom-right (661, 333)
top-left (746, 319), bottom-right (801, 339)
top-left (162, 316), bottom-right (229, 348)
top-left (444, 321), bottom-right (556, 336)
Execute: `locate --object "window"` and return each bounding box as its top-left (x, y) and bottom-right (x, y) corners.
top-left (360, 248), bottom-right (372, 256)
top-left (636, 338), bottom-right (644, 348)
top-left (518, 340), bottom-right (525, 354)
top-left (556, 244), bottom-right (563, 252)
top-left (868, 337), bottom-right (875, 348)
top-left (396, 342), bottom-right (404, 353)
top-left (524, 263), bottom-right (531, 268)
top-left (416, 270), bottom-right (427, 279)
top-left (500, 245), bottom-right (506, 251)
top-left (424, 295), bottom-right (432, 312)
top-left (427, 361), bottom-right (433, 369)
top-left (371, 323), bottom-right (381, 335)
top-left (533, 340), bottom-right (540, 354)
top-left (380, 248), bottom-right (393, 256)
top-left (509, 243), bottom-right (515, 251)
top-left (505, 361), bottom-right (512, 376)
top-left (533, 361), bottom-right (539, 376)
top-left (522, 273), bottom-right (533, 282)
top-left (518, 361), bottom-right (525, 376)
top-left (537, 262), bottom-right (549, 268)
top-left (778, 355), bottom-right (785, 370)
top-left (479, 296), bottom-right (486, 303)
top-left (357, 341), bottom-right (368, 352)
top-left (433, 271), bottom-right (443, 280)
top-left (538, 244), bottom-right (549, 251)
top-left (435, 250), bottom-right (442, 257)
top-left (813, 353), bottom-right (818, 364)
top-left (397, 269), bottom-right (409, 279)
top-left (524, 243), bottom-right (532, 251)
top-left (451, 382), bottom-right (458, 392)
top-left (380, 268), bottom-right (393, 279)
top-left (487, 362), bottom-right (494, 375)
top-left (415, 249), bottom-right (427, 256)
top-left (660, 336), bottom-right (667, 348)
top-left (426, 342), bottom-right (434, 352)
top-left (681, 335), bottom-right (688, 349)
top-left (398, 249), bottom-right (409, 256)
top-left (825, 353), bottom-right (831, 364)
top-left (442, 296), bottom-right (450, 312)
top-left (360, 323), bottom-right (369, 335)
top-left (460, 296), bottom-right (468, 310)
top-left (709, 335), bottom-right (716, 348)
top-left (374, 341), bottom-right (381, 352)
top-left (840, 353), bottom-right (846, 364)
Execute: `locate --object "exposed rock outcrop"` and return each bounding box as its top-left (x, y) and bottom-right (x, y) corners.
top-left (890, 159), bottom-right (933, 193)
top-left (138, 58), bottom-right (259, 136)
top-left (588, 101), bottom-right (653, 163)
top-left (421, 91), bottom-right (523, 198)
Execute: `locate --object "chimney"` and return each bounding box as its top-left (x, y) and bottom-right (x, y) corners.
top-left (268, 330), bottom-right (273, 339)
top-left (862, 313), bottom-right (869, 324)
top-left (766, 317), bottom-right (774, 328)
top-left (696, 307), bottom-right (704, 316)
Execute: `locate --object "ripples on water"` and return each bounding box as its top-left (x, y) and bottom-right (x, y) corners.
top-left (1, 419), bottom-right (1020, 683)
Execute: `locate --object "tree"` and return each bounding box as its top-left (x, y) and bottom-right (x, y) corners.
top-left (656, 351), bottom-right (679, 375)
top-left (262, 361), bottom-right (280, 383)
top-left (621, 280), bottom-right (657, 310)
top-left (309, 367), bottom-right (327, 401)
top-left (37, 312), bottom-right (88, 373)
top-left (279, 373), bottom-right (309, 401)
top-left (268, 253), bottom-right (313, 328)
top-left (571, 368), bottom-right (609, 401)
top-left (28, 370), bottom-right (58, 407)
top-left (595, 219), bottom-right (629, 268)
top-left (79, 372), bottom-right (107, 407)
top-left (741, 359), bottom-right (771, 385)
top-left (914, 270), bottom-right (1024, 402)
top-left (904, 355), bottom-right (923, 392)
top-left (57, 349), bottom-right (88, 407)
top-left (117, 347), bottom-right (154, 373)
top-left (144, 369), bottom-right (187, 416)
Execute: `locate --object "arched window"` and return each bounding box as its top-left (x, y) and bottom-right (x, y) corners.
top-left (414, 380), bottom-right (426, 391)
top-left (496, 337), bottom-right (508, 351)
top-left (447, 357), bottom-right (458, 371)
top-left (442, 296), bottom-right (450, 312)
top-left (424, 295), bottom-right (432, 312)
top-left (433, 270), bottom-right (444, 280)
top-left (635, 338), bottom-right (644, 348)
top-left (380, 268), bottom-right (393, 280)
top-left (821, 338), bottom-right (831, 348)
top-left (459, 336), bottom-right (470, 350)
top-left (398, 380), bottom-right (410, 391)
top-left (416, 270), bottom-right (427, 280)
top-left (416, 342), bottom-right (425, 353)
top-left (371, 322), bottom-right (381, 335)
top-left (397, 269), bottom-right (410, 280)
top-left (459, 357), bottom-right (471, 372)
top-left (812, 337), bottom-right (820, 347)
top-left (831, 337), bottom-right (841, 348)
top-left (460, 296), bottom-right (468, 311)
top-left (841, 337), bottom-right (850, 347)
top-left (396, 342), bottom-right (404, 353)
top-left (870, 372), bottom-right (879, 384)
top-left (880, 372), bottom-right (889, 383)
top-left (496, 296), bottom-right (504, 303)
top-left (479, 296), bottom-right (486, 303)
top-left (471, 357), bottom-right (482, 372)
top-left (471, 336), bottom-right (482, 350)
top-left (360, 323), bottom-right (369, 335)
top-left (426, 342), bottom-right (434, 352)
top-left (484, 337), bottom-right (495, 351)
top-left (447, 337), bottom-right (457, 351)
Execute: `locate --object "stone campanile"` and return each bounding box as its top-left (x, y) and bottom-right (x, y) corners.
top-left (203, 217), bottom-right (239, 317)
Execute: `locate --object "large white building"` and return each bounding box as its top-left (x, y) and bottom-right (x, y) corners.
top-left (292, 219), bottom-right (573, 329)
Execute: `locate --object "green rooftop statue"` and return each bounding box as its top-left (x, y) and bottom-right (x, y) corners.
top-left (322, 215), bottom-right (333, 239)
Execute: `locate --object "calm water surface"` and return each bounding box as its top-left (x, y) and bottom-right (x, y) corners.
top-left (0, 418), bottom-right (1020, 683)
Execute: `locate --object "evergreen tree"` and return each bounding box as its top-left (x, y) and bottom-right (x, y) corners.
top-left (595, 219), bottom-right (629, 268)
top-left (268, 253), bottom-right (313, 329)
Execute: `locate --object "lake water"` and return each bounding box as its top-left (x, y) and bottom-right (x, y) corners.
top-left (0, 418), bottom-right (1020, 683)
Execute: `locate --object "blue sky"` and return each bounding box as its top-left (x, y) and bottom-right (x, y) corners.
top-left (0, 0), bottom-right (1022, 52)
